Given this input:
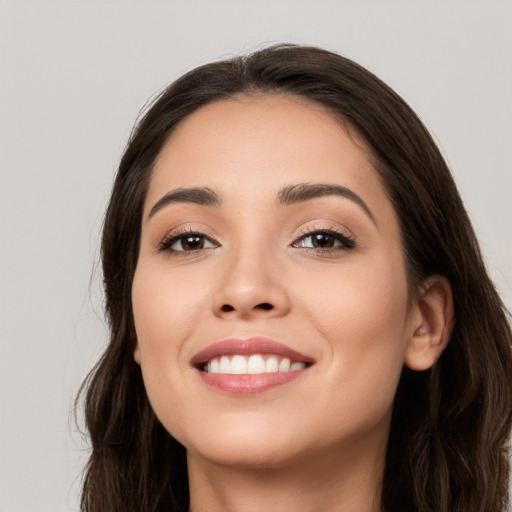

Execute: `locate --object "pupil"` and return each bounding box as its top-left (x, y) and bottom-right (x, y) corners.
top-left (313, 233), bottom-right (334, 248)
top-left (184, 236), bottom-right (203, 249)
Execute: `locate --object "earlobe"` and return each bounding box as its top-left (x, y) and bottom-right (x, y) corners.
top-left (134, 343), bottom-right (141, 365)
top-left (404, 275), bottom-right (454, 371)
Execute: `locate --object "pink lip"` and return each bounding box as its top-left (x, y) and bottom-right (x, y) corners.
top-left (191, 337), bottom-right (315, 395)
top-left (191, 337), bottom-right (314, 367)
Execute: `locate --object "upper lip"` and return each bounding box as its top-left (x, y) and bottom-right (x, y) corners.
top-left (191, 337), bottom-right (315, 368)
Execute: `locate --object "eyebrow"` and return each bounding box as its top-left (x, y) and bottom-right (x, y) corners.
top-left (148, 182), bottom-right (375, 224)
top-left (278, 183), bottom-right (375, 224)
top-left (148, 186), bottom-right (221, 219)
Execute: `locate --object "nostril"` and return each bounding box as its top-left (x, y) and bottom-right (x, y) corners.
top-left (257, 303), bottom-right (273, 310)
top-left (219, 302), bottom-right (274, 313)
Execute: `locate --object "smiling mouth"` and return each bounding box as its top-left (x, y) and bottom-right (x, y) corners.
top-left (192, 338), bottom-right (314, 394)
top-left (202, 354), bottom-right (308, 374)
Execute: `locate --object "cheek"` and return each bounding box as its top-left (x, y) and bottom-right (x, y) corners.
top-left (298, 255), bottom-right (410, 418)
top-left (131, 263), bottom-right (207, 439)
top-left (132, 263), bottom-right (201, 363)
top-left (132, 262), bottom-right (204, 354)
top-left (301, 252), bottom-right (409, 338)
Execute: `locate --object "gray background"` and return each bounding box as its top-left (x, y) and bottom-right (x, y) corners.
top-left (1, 1), bottom-right (511, 510)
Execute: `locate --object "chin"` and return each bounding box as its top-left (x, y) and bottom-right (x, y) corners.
top-left (189, 441), bottom-right (304, 470)
top-left (174, 417), bottom-right (309, 469)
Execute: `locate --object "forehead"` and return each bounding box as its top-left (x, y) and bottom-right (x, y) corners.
top-left (146, 95), bottom-right (393, 222)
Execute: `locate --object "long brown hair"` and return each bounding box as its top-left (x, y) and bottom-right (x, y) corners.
top-left (78, 44), bottom-right (512, 512)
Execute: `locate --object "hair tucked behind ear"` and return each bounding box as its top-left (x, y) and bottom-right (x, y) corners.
top-left (78, 44), bottom-right (512, 512)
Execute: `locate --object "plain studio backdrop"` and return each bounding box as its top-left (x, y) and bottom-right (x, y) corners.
top-left (0, 1), bottom-right (511, 510)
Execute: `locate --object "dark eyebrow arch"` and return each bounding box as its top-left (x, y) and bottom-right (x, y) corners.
top-left (148, 186), bottom-right (221, 220)
top-left (277, 183), bottom-right (375, 224)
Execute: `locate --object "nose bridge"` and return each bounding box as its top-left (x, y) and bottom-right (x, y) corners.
top-left (212, 232), bottom-right (289, 318)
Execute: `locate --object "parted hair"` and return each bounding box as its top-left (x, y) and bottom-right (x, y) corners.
top-left (78, 44), bottom-right (512, 512)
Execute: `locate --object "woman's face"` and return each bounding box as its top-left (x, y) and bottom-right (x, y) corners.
top-left (132, 95), bottom-right (420, 468)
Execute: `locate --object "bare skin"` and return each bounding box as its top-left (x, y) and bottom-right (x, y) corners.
top-left (187, 428), bottom-right (386, 512)
top-left (132, 95), bottom-right (453, 512)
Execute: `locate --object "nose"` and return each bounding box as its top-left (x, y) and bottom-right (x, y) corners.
top-left (212, 248), bottom-right (291, 320)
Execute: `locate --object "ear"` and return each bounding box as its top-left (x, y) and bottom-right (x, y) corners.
top-left (404, 275), bottom-right (454, 371)
top-left (134, 343), bottom-right (141, 365)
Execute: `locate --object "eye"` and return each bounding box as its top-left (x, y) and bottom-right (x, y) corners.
top-left (159, 230), bottom-right (218, 254)
top-left (292, 229), bottom-right (355, 251)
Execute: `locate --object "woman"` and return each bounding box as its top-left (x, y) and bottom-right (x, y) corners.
top-left (79, 45), bottom-right (512, 512)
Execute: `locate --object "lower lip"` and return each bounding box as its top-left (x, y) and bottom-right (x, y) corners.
top-left (198, 369), bottom-right (306, 395)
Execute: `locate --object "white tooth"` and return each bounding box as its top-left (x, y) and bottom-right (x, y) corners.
top-left (290, 362), bottom-right (305, 371)
top-left (279, 358), bottom-right (291, 372)
top-left (210, 358), bottom-right (220, 373)
top-left (219, 356), bottom-right (231, 373)
top-left (247, 354), bottom-right (266, 374)
top-left (266, 356), bottom-right (279, 373)
top-left (231, 355), bottom-right (247, 374)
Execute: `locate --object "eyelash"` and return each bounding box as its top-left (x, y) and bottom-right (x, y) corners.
top-left (158, 228), bottom-right (219, 256)
top-left (157, 226), bottom-right (355, 257)
top-left (292, 226), bottom-right (356, 252)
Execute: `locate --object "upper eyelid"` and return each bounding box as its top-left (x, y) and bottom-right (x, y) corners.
top-left (163, 231), bottom-right (218, 244)
top-left (294, 231), bottom-right (354, 244)
top-left (293, 223), bottom-right (354, 240)
top-left (157, 224), bottom-right (220, 245)
top-left (156, 229), bottom-right (220, 255)
top-left (291, 224), bottom-right (357, 251)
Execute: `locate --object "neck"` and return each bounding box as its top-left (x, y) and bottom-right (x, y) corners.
top-left (187, 437), bottom-right (386, 512)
